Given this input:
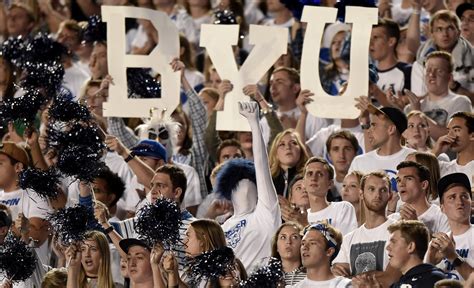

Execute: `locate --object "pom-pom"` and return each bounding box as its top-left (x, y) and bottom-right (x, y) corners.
top-left (47, 204), bottom-right (91, 245)
top-left (213, 9), bottom-right (237, 24)
top-left (281, 0), bottom-right (321, 20)
top-left (49, 94), bottom-right (91, 122)
top-left (1, 36), bottom-right (25, 66)
top-left (188, 247), bottom-right (235, 283)
top-left (239, 258), bottom-right (284, 288)
top-left (23, 33), bottom-right (66, 64)
top-left (134, 198), bottom-right (182, 249)
top-left (47, 122), bottom-right (105, 153)
top-left (19, 167), bottom-right (61, 200)
top-left (22, 61), bottom-right (65, 95)
top-left (0, 89), bottom-right (45, 125)
top-left (0, 235), bottom-right (37, 282)
top-left (214, 158), bottom-right (256, 201)
top-left (127, 68), bottom-right (161, 98)
top-left (57, 144), bottom-right (105, 182)
top-left (83, 15), bottom-right (107, 43)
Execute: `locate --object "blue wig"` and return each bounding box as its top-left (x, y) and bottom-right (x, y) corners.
top-left (214, 159), bottom-right (257, 201)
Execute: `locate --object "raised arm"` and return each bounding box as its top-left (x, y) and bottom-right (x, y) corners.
top-left (238, 102), bottom-right (278, 211)
top-left (171, 58), bottom-right (209, 197)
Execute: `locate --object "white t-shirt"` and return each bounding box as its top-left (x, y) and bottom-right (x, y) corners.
top-left (306, 125), bottom-right (365, 159)
top-left (333, 218), bottom-right (397, 275)
top-left (376, 63), bottom-right (412, 95)
top-left (260, 107), bottom-right (329, 147)
top-left (0, 189), bottom-right (52, 265)
top-left (349, 147), bottom-right (416, 191)
top-left (63, 63), bottom-right (90, 101)
top-left (222, 198), bottom-right (281, 271)
top-left (405, 91), bottom-right (472, 127)
top-left (174, 162), bottom-right (203, 209)
top-left (443, 160), bottom-right (474, 186)
top-left (438, 225), bottom-right (474, 281)
top-left (291, 276), bottom-right (352, 288)
top-left (389, 204), bottom-right (450, 234)
top-left (307, 201), bottom-right (358, 236)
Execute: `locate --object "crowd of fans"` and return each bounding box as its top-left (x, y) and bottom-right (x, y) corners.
top-left (0, 0), bottom-right (472, 287)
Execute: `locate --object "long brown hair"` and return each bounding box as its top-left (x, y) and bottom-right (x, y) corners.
top-left (79, 231), bottom-right (115, 288)
top-left (189, 219), bottom-right (227, 252)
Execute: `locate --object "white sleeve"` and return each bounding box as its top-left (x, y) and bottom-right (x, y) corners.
top-left (333, 233), bottom-right (352, 264)
top-left (249, 108), bottom-right (279, 215)
top-left (181, 166), bottom-right (203, 208)
top-left (410, 62), bottom-right (425, 96)
top-left (348, 156), bottom-right (361, 174)
top-left (436, 213), bottom-right (451, 234)
top-left (448, 96), bottom-right (473, 118)
top-left (25, 192), bottom-right (51, 220)
top-left (259, 117), bottom-right (271, 148)
top-left (339, 203), bottom-right (358, 235)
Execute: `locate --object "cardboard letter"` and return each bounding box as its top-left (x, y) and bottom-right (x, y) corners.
top-left (300, 6), bottom-right (378, 119)
top-left (200, 24), bottom-right (287, 131)
top-left (101, 6), bottom-right (180, 118)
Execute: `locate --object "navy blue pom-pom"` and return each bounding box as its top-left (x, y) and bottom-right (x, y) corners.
top-left (134, 198), bottom-right (182, 249)
top-left (47, 205), bottom-right (92, 245)
top-left (83, 15), bottom-right (107, 43)
top-left (1, 36), bottom-right (26, 67)
top-left (56, 144), bottom-right (105, 182)
top-left (19, 167), bottom-right (61, 200)
top-left (127, 68), bottom-right (161, 98)
top-left (188, 247), bottom-right (235, 283)
top-left (213, 9), bottom-right (237, 25)
top-left (0, 235), bottom-right (37, 282)
top-left (239, 258), bottom-right (284, 288)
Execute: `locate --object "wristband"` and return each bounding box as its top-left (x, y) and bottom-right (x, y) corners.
top-left (412, 9), bottom-right (420, 15)
top-left (124, 151), bottom-right (136, 163)
top-left (104, 226), bottom-right (114, 234)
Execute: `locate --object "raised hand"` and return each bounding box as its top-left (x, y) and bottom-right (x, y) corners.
top-left (218, 80), bottom-right (234, 98)
top-left (296, 89), bottom-right (314, 114)
top-left (150, 243), bottom-right (165, 265)
top-left (238, 101), bottom-right (259, 122)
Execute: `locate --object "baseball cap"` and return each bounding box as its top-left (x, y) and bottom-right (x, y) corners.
top-left (456, 3), bottom-right (473, 19)
top-left (437, 173), bottom-right (471, 200)
top-left (119, 238), bottom-right (150, 254)
top-left (0, 142), bottom-right (30, 167)
top-left (367, 105), bottom-right (408, 134)
top-left (131, 139), bottom-right (167, 161)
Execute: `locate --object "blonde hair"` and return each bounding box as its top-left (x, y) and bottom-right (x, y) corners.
top-left (405, 110), bottom-right (434, 148)
top-left (269, 129), bottom-right (308, 178)
top-left (79, 231), bottom-right (114, 288)
top-left (41, 268), bottom-right (67, 288)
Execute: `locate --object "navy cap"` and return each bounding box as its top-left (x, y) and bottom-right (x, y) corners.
top-left (438, 173), bottom-right (471, 200)
top-left (456, 3), bottom-right (473, 18)
top-left (367, 105), bottom-right (408, 134)
top-left (119, 238), bottom-right (150, 254)
top-left (131, 139), bottom-right (167, 161)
